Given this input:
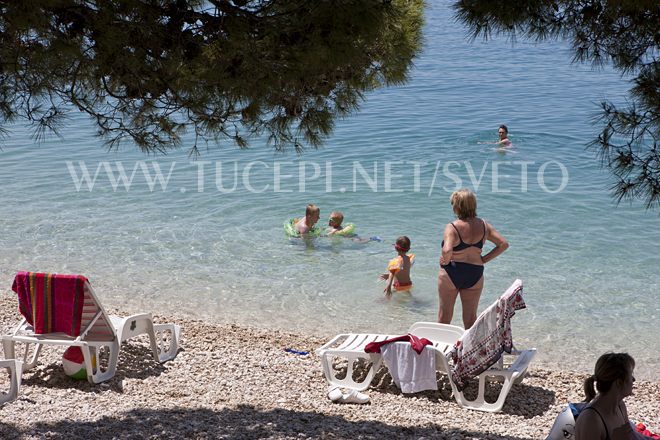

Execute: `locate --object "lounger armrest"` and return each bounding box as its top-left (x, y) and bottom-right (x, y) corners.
top-left (111, 313), bottom-right (154, 343)
top-left (508, 348), bottom-right (536, 382)
top-left (316, 334), bottom-right (350, 356)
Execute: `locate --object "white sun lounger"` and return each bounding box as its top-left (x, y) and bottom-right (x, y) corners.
top-left (317, 279), bottom-right (536, 412)
top-left (3, 273), bottom-right (181, 385)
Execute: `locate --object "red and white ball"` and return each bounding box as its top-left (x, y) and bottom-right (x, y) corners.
top-left (62, 346), bottom-right (96, 380)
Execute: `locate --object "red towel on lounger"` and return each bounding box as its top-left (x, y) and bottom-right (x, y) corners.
top-left (12, 272), bottom-right (87, 336)
top-left (364, 334), bottom-right (432, 354)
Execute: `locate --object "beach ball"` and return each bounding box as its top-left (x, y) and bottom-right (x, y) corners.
top-left (62, 346), bottom-right (96, 380)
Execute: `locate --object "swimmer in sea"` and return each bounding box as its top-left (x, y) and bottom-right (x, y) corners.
top-left (479, 125), bottom-right (512, 148)
top-left (496, 125), bottom-right (512, 147)
top-left (295, 204), bottom-right (320, 235)
top-left (327, 211), bottom-right (351, 235)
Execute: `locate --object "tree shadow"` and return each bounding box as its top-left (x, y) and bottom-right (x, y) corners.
top-left (0, 405), bottom-right (540, 440)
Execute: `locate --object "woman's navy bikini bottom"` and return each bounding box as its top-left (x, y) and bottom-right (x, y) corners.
top-left (442, 261), bottom-right (484, 289)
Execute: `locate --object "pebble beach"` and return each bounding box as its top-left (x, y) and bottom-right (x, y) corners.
top-left (0, 292), bottom-right (658, 439)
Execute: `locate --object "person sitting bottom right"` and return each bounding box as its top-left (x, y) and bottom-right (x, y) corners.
top-left (575, 352), bottom-right (640, 440)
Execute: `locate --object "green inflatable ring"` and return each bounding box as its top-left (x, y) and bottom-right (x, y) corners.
top-left (329, 223), bottom-right (355, 236)
top-left (284, 218), bottom-right (321, 238)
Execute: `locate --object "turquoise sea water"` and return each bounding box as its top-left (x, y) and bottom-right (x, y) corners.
top-left (1, 2), bottom-right (658, 379)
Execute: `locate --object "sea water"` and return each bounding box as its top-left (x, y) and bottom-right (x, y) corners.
top-left (1, 2), bottom-right (658, 379)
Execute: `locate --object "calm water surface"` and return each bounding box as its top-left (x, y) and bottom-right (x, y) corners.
top-left (1, 2), bottom-right (658, 378)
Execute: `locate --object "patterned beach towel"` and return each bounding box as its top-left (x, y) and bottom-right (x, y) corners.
top-left (449, 280), bottom-right (526, 391)
top-left (12, 272), bottom-right (87, 336)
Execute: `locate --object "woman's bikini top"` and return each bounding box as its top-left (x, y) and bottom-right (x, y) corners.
top-left (446, 220), bottom-right (486, 251)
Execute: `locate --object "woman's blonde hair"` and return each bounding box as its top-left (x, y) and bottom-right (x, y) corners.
top-left (450, 188), bottom-right (477, 219)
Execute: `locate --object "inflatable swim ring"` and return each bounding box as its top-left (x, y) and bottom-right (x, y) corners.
top-left (283, 218), bottom-right (321, 238)
top-left (329, 223), bottom-right (355, 236)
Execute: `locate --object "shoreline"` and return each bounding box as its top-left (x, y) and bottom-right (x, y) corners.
top-left (110, 291), bottom-right (659, 382)
top-left (1, 293), bottom-right (658, 439)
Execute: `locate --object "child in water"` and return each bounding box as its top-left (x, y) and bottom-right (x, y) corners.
top-left (327, 211), bottom-right (375, 243)
top-left (379, 236), bottom-right (415, 297)
top-left (327, 211), bottom-right (352, 235)
top-left (295, 204), bottom-right (320, 235)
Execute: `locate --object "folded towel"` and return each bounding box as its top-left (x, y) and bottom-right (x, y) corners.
top-left (12, 272), bottom-right (87, 336)
top-left (450, 280), bottom-right (526, 391)
top-left (364, 334), bottom-right (432, 354)
top-left (382, 342), bottom-right (438, 393)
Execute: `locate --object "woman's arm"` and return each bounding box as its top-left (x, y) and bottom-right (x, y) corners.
top-left (481, 222), bottom-right (509, 264)
top-left (439, 224), bottom-right (456, 265)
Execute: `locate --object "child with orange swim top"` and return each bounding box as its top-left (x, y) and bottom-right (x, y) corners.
top-left (379, 236), bottom-right (415, 297)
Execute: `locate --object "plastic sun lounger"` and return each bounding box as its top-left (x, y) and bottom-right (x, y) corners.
top-left (3, 274), bottom-right (181, 385)
top-left (317, 280), bottom-right (536, 412)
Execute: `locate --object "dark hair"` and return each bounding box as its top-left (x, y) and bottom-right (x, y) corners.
top-left (583, 352), bottom-right (635, 402)
top-left (499, 125), bottom-right (508, 134)
top-left (395, 236), bottom-right (411, 252)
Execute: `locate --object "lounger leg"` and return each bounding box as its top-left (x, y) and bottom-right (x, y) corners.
top-left (0, 360), bottom-right (22, 405)
top-left (3, 340), bottom-right (41, 371)
top-left (114, 315), bottom-right (180, 363)
top-left (450, 350), bottom-right (536, 412)
top-left (2, 339), bottom-right (14, 360)
top-left (451, 372), bottom-right (512, 413)
top-left (455, 371), bottom-right (515, 413)
top-left (320, 353), bottom-right (382, 391)
top-left (84, 342), bottom-right (119, 384)
top-left (152, 324), bottom-right (181, 363)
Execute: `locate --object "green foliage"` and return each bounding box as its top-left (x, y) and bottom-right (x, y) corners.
top-left (0, 0), bottom-right (424, 154)
top-left (454, 0), bottom-right (659, 209)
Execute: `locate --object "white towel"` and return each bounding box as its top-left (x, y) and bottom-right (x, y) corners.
top-left (382, 342), bottom-right (437, 394)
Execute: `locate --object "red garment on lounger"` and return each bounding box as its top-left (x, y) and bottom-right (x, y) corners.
top-left (364, 334), bottom-right (432, 354)
top-left (12, 272), bottom-right (87, 336)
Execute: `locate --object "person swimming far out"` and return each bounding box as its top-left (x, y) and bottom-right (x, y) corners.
top-left (479, 125), bottom-right (512, 148)
top-left (496, 125), bottom-right (512, 147)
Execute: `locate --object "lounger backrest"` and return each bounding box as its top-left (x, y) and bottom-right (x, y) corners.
top-left (408, 323), bottom-right (464, 345)
top-left (78, 282), bottom-right (116, 342)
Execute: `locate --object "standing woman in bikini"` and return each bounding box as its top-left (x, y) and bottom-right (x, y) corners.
top-left (438, 188), bottom-right (509, 329)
